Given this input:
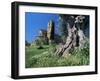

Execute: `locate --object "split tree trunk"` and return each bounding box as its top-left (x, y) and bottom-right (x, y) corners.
top-left (55, 24), bottom-right (86, 57)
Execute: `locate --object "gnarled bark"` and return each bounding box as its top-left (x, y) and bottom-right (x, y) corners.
top-left (55, 16), bottom-right (87, 57)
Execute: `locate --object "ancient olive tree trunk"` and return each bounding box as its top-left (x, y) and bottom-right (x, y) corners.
top-left (55, 15), bottom-right (87, 57)
top-left (55, 24), bottom-right (78, 56)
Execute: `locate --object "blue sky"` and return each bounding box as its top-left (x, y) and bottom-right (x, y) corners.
top-left (25, 12), bottom-right (59, 43)
top-left (25, 12), bottom-right (89, 43)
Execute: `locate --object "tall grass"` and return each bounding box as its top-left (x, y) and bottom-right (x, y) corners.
top-left (25, 44), bottom-right (89, 68)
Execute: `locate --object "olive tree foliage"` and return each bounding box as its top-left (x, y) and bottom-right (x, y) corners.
top-left (58, 15), bottom-right (75, 43)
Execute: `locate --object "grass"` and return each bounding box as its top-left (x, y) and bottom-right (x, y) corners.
top-left (25, 44), bottom-right (89, 68)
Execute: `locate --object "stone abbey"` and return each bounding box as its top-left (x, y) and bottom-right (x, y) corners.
top-left (31, 20), bottom-right (55, 46)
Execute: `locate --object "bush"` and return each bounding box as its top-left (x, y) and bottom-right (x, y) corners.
top-left (69, 44), bottom-right (89, 65)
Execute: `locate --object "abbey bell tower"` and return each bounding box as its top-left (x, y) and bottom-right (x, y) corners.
top-left (47, 20), bottom-right (54, 44)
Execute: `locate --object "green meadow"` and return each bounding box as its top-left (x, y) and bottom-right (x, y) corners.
top-left (25, 44), bottom-right (89, 68)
